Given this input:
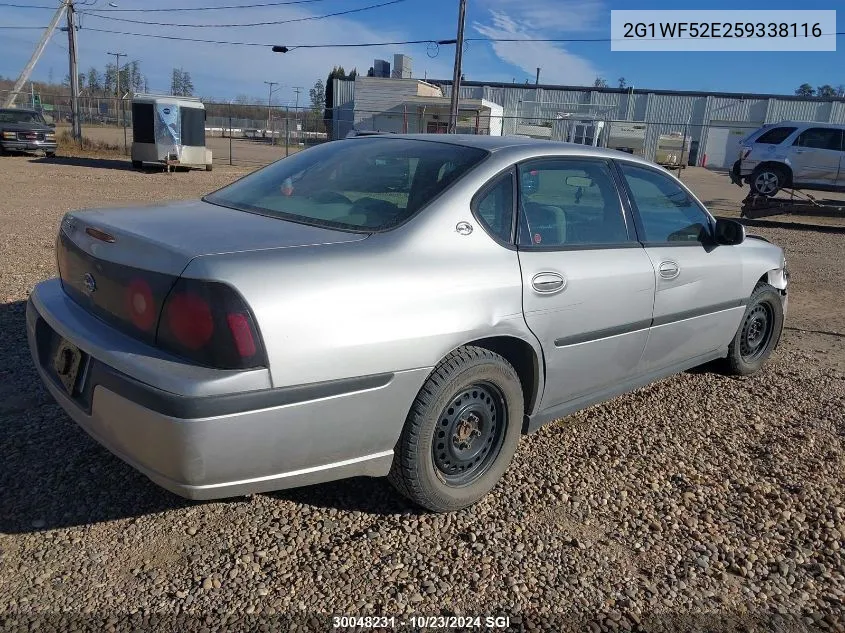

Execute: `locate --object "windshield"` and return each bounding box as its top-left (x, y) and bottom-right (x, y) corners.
top-left (204, 137), bottom-right (489, 231)
top-left (0, 109), bottom-right (45, 124)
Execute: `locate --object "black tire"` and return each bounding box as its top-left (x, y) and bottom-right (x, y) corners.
top-left (132, 160), bottom-right (142, 169)
top-left (388, 346), bottom-right (524, 513)
top-left (205, 163), bottom-right (213, 172)
top-left (750, 164), bottom-right (787, 197)
top-left (45, 151), bottom-right (56, 158)
top-left (725, 283), bottom-right (784, 376)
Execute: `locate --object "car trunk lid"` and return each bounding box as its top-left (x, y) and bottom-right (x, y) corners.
top-left (56, 199), bottom-right (368, 345)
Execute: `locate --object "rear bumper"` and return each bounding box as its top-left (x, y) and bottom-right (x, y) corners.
top-left (26, 280), bottom-right (428, 500)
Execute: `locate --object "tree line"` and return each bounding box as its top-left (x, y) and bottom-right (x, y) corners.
top-left (794, 83), bottom-right (845, 98)
top-left (0, 62), bottom-right (195, 101)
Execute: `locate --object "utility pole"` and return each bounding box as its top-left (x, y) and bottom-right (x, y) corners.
top-left (447, 0), bottom-right (467, 133)
top-left (108, 51), bottom-right (126, 151)
top-left (3, 2), bottom-right (67, 108)
top-left (535, 68), bottom-right (541, 86)
top-left (292, 86), bottom-right (303, 144)
top-left (264, 81), bottom-right (278, 144)
top-left (67, 1), bottom-right (82, 138)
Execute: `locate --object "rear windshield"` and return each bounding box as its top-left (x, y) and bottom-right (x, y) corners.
top-left (0, 109), bottom-right (45, 124)
top-left (754, 127), bottom-right (797, 145)
top-left (204, 138), bottom-right (489, 231)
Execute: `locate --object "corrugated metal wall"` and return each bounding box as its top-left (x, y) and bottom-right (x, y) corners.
top-left (348, 78), bottom-right (845, 163)
top-left (767, 99), bottom-right (835, 123)
top-left (641, 94), bottom-right (702, 162)
top-left (331, 79), bottom-right (356, 139)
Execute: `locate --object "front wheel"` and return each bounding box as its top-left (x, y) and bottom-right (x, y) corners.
top-left (750, 165), bottom-right (787, 197)
top-left (389, 346), bottom-right (524, 513)
top-left (725, 283), bottom-right (784, 376)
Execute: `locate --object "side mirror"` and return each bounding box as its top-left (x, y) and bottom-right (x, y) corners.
top-left (714, 218), bottom-right (745, 245)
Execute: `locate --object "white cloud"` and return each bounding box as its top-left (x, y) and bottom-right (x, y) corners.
top-left (478, 0), bottom-right (605, 32)
top-left (471, 1), bottom-right (604, 85)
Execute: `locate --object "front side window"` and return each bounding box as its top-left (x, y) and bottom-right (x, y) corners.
top-left (204, 138), bottom-right (488, 231)
top-left (620, 163), bottom-right (712, 244)
top-left (474, 173), bottom-right (514, 243)
top-left (793, 127), bottom-right (843, 151)
top-left (755, 127), bottom-right (797, 145)
top-left (516, 159), bottom-right (629, 248)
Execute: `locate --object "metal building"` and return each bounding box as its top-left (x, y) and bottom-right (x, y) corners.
top-left (332, 77), bottom-right (845, 168)
top-left (392, 54), bottom-right (413, 79)
top-left (372, 59), bottom-right (391, 79)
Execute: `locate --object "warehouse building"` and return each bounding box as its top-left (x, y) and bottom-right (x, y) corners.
top-left (330, 75), bottom-right (845, 169)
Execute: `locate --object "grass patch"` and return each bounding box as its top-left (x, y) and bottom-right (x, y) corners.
top-left (57, 130), bottom-right (124, 157)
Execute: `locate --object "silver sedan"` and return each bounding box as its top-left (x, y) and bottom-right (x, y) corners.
top-left (27, 135), bottom-right (788, 512)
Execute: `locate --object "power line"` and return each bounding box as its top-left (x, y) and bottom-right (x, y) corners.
top-left (81, 0), bottom-right (332, 10)
top-left (80, 0), bottom-right (406, 28)
top-left (70, 26), bottom-right (845, 49)
top-left (0, 25), bottom-right (53, 28)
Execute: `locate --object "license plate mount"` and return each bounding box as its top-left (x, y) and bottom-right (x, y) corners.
top-left (53, 338), bottom-right (84, 395)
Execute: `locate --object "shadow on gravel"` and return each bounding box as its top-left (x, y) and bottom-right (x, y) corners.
top-left (29, 155), bottom-right (132, 171)
top-left (0, 300), bottom-right (191, 534)
top-left (271, 476), bottom-right (418, 516)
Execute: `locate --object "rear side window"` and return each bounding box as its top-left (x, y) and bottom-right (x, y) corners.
top-left (516, 159), bottom-right (629, 248)
top-left (793, 127), bottom-right (843, 151)
top-left (755, 127), bottom-right (797, 145)
top-left (474, 173), bottom-right (514, 243)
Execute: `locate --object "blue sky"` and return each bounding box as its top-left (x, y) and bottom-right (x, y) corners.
top-left (1, 0), bottom-right (841, 105)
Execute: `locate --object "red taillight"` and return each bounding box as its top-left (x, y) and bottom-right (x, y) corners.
top-left (165, 293), bottom-right (214, 350)
top-left (125, 278), bottom-right (156, 331)
top-left (227, 313), bottom-right (257, 357)
top-left (157, 278), bottom-right (265, 369)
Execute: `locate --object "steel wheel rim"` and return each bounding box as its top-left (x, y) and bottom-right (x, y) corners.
top-left (740, 302), bottom-right (774, 362)
top-left (432, 382), bottom-right (507, 486)
top-left (755, 172), bottom-right (779, 195)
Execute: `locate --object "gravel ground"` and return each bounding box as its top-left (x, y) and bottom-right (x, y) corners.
top-left (0, 155), bottom-right (843, 632)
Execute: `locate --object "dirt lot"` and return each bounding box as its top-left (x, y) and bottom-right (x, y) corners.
top-left (0, 154), bottom-right (843, 632)
top-left (56, 123), bottom-right (302, 167)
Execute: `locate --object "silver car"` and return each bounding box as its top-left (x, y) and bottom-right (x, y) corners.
top-left (27, 135), bottom-right (789, 512)
top-left (731, 121), bottom-right (845, 196)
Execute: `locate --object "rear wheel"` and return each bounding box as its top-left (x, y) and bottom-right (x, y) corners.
top-left (750, 165), bottom-right (787, 197)
top-left (725, 283), bottom-right (784, 375)
top-left (45, 151), bottom-right (56, 158)
top-left (132, 160), bottom-right (142, 169)
top-left (388, 346), bottom-right (523, 513)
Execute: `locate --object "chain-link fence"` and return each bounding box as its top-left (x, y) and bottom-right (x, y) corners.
top-left (3, 90), bottom-right (718, 170)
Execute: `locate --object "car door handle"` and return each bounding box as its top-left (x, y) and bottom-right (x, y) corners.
top-left (531, 272), bottom-right (566, 294)
top-left (658, 260), bottom-right (680, 280)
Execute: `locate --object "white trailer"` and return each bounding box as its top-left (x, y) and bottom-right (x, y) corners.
top-left (130, 94), bottom-right (212, 171)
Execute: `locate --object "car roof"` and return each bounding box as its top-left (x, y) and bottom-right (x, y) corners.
top-left (767, 120), bottom-right (845, 129)
top-left (347, 133), bottom-right (659, 167)
top-left (0, 108), bottom-right (39, 114)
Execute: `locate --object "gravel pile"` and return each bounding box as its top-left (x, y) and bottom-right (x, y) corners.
top-left (0, 156), bottom-right (843, 632)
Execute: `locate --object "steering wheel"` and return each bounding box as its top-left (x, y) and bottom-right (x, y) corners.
top-left (310, 191), bottom-right (353, 204)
